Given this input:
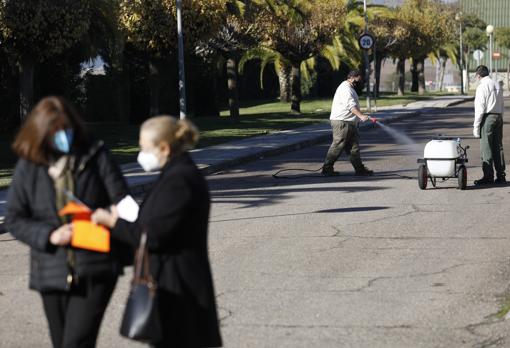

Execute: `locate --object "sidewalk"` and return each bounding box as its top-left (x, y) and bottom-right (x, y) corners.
top-left (0, 95), bottom-right (473, 232)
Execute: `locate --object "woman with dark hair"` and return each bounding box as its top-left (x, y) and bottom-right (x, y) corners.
top-left (92, 115), bottom-right (222, 348)
top-left (6, 96), bottom-right (130, 348)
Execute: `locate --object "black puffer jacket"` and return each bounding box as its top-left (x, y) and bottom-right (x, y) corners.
top-left (6, 141), bottom-right (131, 291)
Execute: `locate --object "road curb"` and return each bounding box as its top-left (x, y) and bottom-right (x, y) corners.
top-left (444, 97), bottom-right (474, 107)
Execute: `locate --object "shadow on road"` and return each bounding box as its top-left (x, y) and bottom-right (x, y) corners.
top-left (210, 206), bottom-right (390, 223)
top-left (208, 103), bottom-right (490, 210)
top-left (315, 206), bottom-right (389, 213)
top-left (211, 185), bottom-right (388, 209)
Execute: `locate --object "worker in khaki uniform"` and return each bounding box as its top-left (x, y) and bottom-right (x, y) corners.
top-left (472, 65), bottom-right (506, 185)
top-left (322, 70), bottom-right (374, 176)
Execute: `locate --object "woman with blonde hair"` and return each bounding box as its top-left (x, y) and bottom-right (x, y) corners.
top-left (93, 116), bottom-right (222, 347)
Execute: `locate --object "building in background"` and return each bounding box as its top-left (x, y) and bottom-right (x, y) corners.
top-left (460, 0), bottom-right (510, 74)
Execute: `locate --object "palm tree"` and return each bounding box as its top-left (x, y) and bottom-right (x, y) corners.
top-left (349, 2), bottom-right (396, 96)
top-left (239, 43), bottom-right (343, 104)
top-left (401, 0), bottom-right (455, 95)
top-left (250, 0), bottom-right (347, 113)
top-left (204, 0), bottom-right (261, 120)
top-left (429, 45), bottom-right (457, 91)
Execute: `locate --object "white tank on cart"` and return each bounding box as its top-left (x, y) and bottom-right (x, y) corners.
top-left (424, 139), bottom-right (460, 177)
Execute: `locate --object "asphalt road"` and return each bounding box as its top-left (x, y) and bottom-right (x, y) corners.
top-left (207, 99), bottom-right (510, 347)
top-left (1, 99), bottom-right (510, 347)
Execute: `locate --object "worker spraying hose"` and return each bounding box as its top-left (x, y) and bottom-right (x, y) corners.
top-left (272, 113), bottom-right (422, 180)
top-left (321, 69), bottom-right (375, 177)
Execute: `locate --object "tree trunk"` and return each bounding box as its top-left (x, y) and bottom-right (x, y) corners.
top-left (290, 63), bottom-right (301, 114)
top-left (439, 58), bottom-right (446, 92)
top-left (278, 64), bottom-right (291, 102)
top-left (226, 57), bottom-right (240, 121)
top-left (121, 70), bottom-right (131, 123)
top-left (507, 52), bottom-right (510, 92)
top-left (19, 56), bottom-right (35, 123)
top-left (465, 51), bottom-right (470, 92)
top-left (149, 58), bottom-right (160, 116)
top-left (397, 58), bottom-right (405, 96)
top-left (374, 54), bottom-right (383, 98)
top-left (417, 57), bottom-right (426, 95)
top-left (110, 63), bottom-right (130, 124)
top-left (411, 59), bottom-right (418, 92)
top-left (112, 34), bottom-right (130, 123)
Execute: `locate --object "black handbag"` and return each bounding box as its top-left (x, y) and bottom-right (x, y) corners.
top-left (120, 232), bottom-right (162, 343)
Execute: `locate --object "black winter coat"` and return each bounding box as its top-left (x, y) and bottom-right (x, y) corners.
top-left (6, 141), bottom-right (130, 291)
top-left (112, 152), bottom-right (222, 347)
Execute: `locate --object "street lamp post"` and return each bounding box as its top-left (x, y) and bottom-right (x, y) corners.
top-left (176, 0), bottom-right (187, 119)
top-left (455, 13), bottom-right (464, 95)
top-left (363, 0), bottom-right (371, 113)
top-left (486, 24), bottom-right (494, 77)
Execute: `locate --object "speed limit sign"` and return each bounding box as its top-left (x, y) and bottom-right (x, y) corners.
top-left (358, 33), bottom-right (375, 50)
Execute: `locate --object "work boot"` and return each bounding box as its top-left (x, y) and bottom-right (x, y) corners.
top-left (474, 177), bottom-right (493, 185)
top-left (322, 166), bottom-right (340, 176)
top-left (355, 166), bottom-right (374, 176)
top-left (494, 175), bottom-right (506, 184)
top-left (475, 163), bottom-right (494, 185)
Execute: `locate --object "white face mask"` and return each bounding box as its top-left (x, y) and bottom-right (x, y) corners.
top-left (137, 151), bottom-right (160, 172)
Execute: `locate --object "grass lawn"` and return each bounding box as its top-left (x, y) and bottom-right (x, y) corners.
top-left (0, 92), bottom-right (456, 189)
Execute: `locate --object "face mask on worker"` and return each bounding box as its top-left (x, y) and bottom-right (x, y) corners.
top-left (351, 79), bottom-right (363, 91)
top-left (53, 129), bottom-right (74, 154)
top-left (137, 151), bottom-right (161, 172)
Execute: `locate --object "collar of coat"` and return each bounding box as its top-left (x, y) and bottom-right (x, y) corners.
top-left (77, 140), bottom-right (104, 172)
top-left (160, 151), bottom-right (191, 174)
top-left (54, 139), bottom-right (104, 174)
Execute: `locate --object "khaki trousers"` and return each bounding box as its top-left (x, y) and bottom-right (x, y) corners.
top-left (323, 120), bottom-right (365, 171)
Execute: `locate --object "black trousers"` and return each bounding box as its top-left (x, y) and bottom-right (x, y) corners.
top-left (40, 275), bottom-right (117, 348)
top-left (152, 289), bottom-right (222, 348)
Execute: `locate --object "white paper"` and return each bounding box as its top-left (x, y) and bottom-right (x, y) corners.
top-left (117, 195), bottom-right (139, 223)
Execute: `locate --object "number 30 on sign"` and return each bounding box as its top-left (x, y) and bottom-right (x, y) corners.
top-left (358, 33), bottom-right (374, 50)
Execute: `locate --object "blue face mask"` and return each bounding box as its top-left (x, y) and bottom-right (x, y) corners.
top-left (53, 129), bottom-right (74, 154)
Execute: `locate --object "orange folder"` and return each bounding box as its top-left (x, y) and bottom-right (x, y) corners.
top-left (58, 202), bottom-right (110, 253)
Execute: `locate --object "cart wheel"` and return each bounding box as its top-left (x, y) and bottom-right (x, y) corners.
top-left (418, 164), bottom-right (427, 190)
top-left (458, 165), bottom-right (467, 190)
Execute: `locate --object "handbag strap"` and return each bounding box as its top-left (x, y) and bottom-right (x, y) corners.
top-left (133, 231), bottom-right (156, 287)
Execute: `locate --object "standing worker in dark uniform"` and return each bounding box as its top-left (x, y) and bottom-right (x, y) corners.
top-left (472, 65), bottom-right (505, 185)
top-left (322, 70), bottom-right (374, 176)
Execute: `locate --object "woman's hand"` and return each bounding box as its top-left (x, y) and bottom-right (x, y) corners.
top-left (91, 205), bottom-right (118, 228)
top-left (49, 224), bottom-right (73, 246)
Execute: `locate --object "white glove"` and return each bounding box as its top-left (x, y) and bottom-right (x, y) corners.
top-left (473, 127), bottom-right (480, 138)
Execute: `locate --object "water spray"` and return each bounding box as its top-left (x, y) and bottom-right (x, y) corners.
top-left (272, 115), bottom-right (415, 179)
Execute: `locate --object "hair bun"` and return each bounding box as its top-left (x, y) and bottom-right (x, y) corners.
top-left (141, 116), bottom-right (200, 154)
top-left (175, 120), bottom-right (199, 150)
